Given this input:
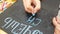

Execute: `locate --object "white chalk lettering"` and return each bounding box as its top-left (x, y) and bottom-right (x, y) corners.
top-left (27, 16), bottom-right (35, 23)
top-left (2, 17), bottom-right (43, 34)
top-left (2, 17), bottom-right (13, 28)
top-left (23, 26), bottom-right (32, 34)
top-left (19, 24), bottom-right (28, 34)
top-left (32, 30), bottom-right (43, 34)
top-left (31, 18), bottom-right (41, 26)
top-left (27, 16), bottom-right (42, 26)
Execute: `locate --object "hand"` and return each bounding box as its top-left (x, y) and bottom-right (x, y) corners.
top-left (23, 0), bottom-right (41, 14)
top-left (0, 0), bottom-right (5, 13)
top-left (53, 16), bottom-right (60, 30)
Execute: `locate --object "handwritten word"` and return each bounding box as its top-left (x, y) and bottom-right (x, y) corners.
top-left (27, 16), bottom-right (42, 26)
top-left (2, 17), bottom-right (43, 34)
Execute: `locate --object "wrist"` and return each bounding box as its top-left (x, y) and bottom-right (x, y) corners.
top-left (56, 26), bottom-right (60, 31)
top-left (54, 27), bottom-right (60, 34)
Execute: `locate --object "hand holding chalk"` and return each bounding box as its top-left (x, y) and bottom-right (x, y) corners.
top-left (23, 0), bottom-right (41, 14)
top-left (53, 5), bottom-right (60, 33)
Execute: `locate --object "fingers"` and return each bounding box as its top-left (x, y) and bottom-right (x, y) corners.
top-left (32, 0), bottom-right (41, 14)
top-left (53, 17), bottom-right (58, 26)
top-left (23, 0), bottom-right (41, 14)
top-left (54, 17), bottom-right (60, 30)
top-left (25, 5), bottom-right (33, 13)
top-left (56, 16), bottom-right (60, 23)
top-left (53, 17), bottom-right (60, 27)
top-left (23, 0), bottom-right (33, 13)
top-left (0, 5), bottom-right (3, 11)
top-left (0, 3), bottom-right (3, 13)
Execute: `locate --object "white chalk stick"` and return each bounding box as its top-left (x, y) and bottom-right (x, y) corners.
top-left (57, 10), bottom-right (60, 18)
top-left (32, 14), bottom-right (35, 16)
top-left (57, 4), bottom-right (60, 18)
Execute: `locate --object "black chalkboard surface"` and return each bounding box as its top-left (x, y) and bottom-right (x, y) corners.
top-left (0, 0), bottom-right (59, 34)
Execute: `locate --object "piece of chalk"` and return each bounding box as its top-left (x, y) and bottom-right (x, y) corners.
top-left (0, 0), bottom-right (2, 2)
top-left (57, 10), bottom-right (60, 18)
top-left (0, 12), bottom-right (2, 14)
top-left (32, 14), bottom-right (35, 16)
top-left (3, 8), bottom-right (7, 11)
top-left (57, 4), bottom-right (60, 18)
top-left (59, 4), bottom-right (60, 8)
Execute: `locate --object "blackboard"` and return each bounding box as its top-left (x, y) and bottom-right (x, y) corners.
top-left (0, 0), bottom-right (59, 34)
